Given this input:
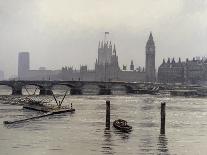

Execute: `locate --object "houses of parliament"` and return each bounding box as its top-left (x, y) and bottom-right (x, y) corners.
top-left (18, 33), bottom-right (156, 82)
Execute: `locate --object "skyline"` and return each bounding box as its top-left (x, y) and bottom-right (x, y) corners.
top-left (0, 0), bottom-right (207, 78)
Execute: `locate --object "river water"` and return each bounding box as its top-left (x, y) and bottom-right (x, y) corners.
top-left (0, 91), bottom-right (207, 154)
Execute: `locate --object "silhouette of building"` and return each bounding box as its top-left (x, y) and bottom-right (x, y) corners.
top-left (130, 60), bottom-right (134, 71)
top-left (17, 52), bottom-right (60, 80)
top-left (18, 33), bottom-right (156, 82)
top-left (158, 57), bottom-right (207, 84)
top-left (18, 52), bottom-right (30, 79)
top-left (61, 33), bottom-right (153, 82)
top-left (145, 32), bottom-right (156, 82)
top-left (94, 42), bottom-right (120, 81)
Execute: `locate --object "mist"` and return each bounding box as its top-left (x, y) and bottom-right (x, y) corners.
top-left (0, 0), bottom-right (207, 78)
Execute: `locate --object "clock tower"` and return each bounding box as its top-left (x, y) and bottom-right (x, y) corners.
top-left (145, 32), bottom-right (156, 82)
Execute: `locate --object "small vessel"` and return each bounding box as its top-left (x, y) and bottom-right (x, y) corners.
top-left (113, 119), bottom-right (132, 133)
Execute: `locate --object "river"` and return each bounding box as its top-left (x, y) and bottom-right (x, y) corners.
top-left (0, 90), bottom-right (207, 154)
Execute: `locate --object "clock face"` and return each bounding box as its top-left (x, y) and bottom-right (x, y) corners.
top-left (149, 47), bottom-right (153, 51)
top-left (147, 47), bottom-right (154, 53)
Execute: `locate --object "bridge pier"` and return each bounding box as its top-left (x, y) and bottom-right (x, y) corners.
top-left (39, 88), bottom-right (53, 95)
top-left (99, 88), bottom-right (112, 95)
top-left (12, 88), bottom-right (22, 95)
top-left (70, 88), bottom-right (82, 95)
top-left (126, 88), bottom-right (134, 94)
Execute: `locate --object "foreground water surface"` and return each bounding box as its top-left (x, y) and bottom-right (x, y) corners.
top-left (0, 93), bottom-right (207, 155)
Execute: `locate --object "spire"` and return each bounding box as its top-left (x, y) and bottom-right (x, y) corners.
top-left (172, 58), bottom-right (175, 63)
top-left (130, 60), bottom-right (134, 71)
top-left (149, 32), bottom-right (153, 40)
top-left (167, 58), bottom-right (170, 64)
top-left (109, 41), bottom-right (112, 48)
top-left (113, 44), bottom-right (116, 55)
top-left (146, 32), bottom-right (155, 47)
top-left (98, 41), bottom-right (100, 48)
top-left (179, 57), bottom-right (181, 63)
top-left (163, 59), bottom-right (165, 64)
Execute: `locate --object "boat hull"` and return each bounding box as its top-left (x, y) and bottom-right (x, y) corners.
top-left (113, 119), bottom-right (132, 133)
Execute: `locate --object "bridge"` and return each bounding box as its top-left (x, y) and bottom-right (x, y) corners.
top-left (0, 80), bottom-right (161, 95)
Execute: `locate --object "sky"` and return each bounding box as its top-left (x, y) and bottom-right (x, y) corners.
top-left (0, 0), bottom-right (207, 78)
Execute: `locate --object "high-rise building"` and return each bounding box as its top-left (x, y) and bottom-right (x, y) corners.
top-left (145, 32), bottom-right (156, 82)
top-left (18, 52), bottom-right (30, 79)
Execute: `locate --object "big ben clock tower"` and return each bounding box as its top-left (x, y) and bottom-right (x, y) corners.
top-left (145, 32), bottom-right (156, 82)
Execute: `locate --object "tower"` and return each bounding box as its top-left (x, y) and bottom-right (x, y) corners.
top-left (97, 32), bottom-right (112, 65)
top-left (95, 33), bottom-right (120, 81)
top-left (130, 60), bottom-right (134, 71)
top-left (18, 52), bottom-right (30, 79)
top-left (145, 32), bottom-right (156, 82)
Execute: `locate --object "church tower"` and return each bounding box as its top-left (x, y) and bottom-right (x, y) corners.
top-left (145, 32), bottom-right (156, 82)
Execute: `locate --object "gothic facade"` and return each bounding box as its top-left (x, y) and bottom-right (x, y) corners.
top-left (145, 33), bottom-right (156, 82)
top-left (61, 33), bottom-right (156, 82)
top-left (158, 58), bottom-right (207, 84)
top-left (18, 33), bottom-right (156, 82)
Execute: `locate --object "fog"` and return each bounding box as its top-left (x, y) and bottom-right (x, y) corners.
top-left (0, 0), bottom-right (207, 78)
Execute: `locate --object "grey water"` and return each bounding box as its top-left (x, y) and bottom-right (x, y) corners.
top-left (0, 89), bottom-right (207, 154)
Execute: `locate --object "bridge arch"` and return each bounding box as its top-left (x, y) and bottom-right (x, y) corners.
top-left (53, 83), bottom-right (82, 95)
top-left (81, 84), bottom-right (100, 95)
top-left (51, 84), bottom-right (70, 95)
top-left (0, 85), bottom-right (12, 95)
top-left (22, 85), bottom-right (40, 95)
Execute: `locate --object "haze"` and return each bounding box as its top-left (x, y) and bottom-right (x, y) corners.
top-left (0, 0), bottom-right (206, 78)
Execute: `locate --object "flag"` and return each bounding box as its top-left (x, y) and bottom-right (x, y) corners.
top-left (105, 32), bottom-right (109, 35)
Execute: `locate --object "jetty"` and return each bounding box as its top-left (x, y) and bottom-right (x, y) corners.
top-left (4, 108), bottom-right (75, 125)
top-left (3, 89), bottom-right (75, 125)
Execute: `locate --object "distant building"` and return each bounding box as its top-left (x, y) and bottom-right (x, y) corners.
top-left (18, 33), bottom-right (156, 82)
top-left (158, 57), bottom-right (207, 84)
top-left (61, 33), bottom-right (155, 82)
top-left (145, 32), bottom-right (156, 82)
top-left (130, 60), bottom-right (134, 71)
top-left (17, 52), bottom-right (60, 80)
top-left (94, 43), bottom-right (120, 81)
top-left (18, 52), bottom-right (30, 79)
top-left (158, 58), bottom-right (185, 83)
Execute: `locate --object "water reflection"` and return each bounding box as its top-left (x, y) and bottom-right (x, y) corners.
top-left (139, 133), bottom-right (154, 153)
top-left (139, 97), bottom-right (157, 153)
top-left (4, 122), bottom-right (30, 129)
top-left (114, 130), bottom-right (130, 141)
top-left (157, 134), bottom-right (169, 154)
top-left (101, 130), bottom-right (114, 155)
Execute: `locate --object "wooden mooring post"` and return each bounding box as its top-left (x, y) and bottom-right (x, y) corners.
top-left (105, 100), bottom-right (110, 129)
top-left (160, 102), bottom-right (166, 134)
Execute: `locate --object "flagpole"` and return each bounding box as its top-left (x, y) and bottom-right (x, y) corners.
top-left (104, 32), bottom-right (109, 43)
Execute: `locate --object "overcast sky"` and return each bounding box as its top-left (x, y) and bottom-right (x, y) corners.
top-left (0, 0), bottom-right (207, 78)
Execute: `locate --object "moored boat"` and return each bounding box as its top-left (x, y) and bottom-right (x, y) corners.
top-left (113, 119), bottom-right (132, 133)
